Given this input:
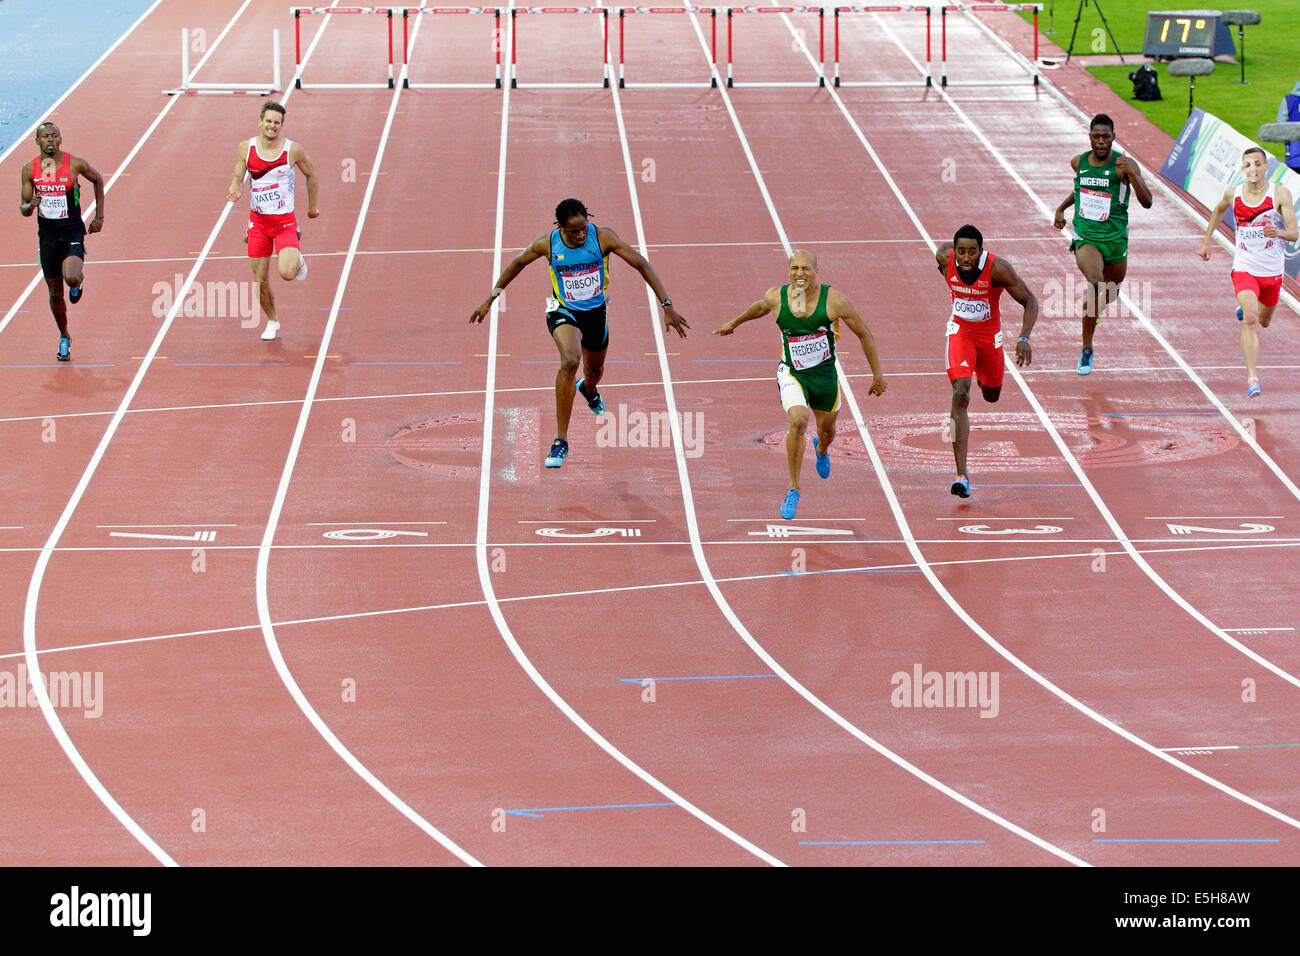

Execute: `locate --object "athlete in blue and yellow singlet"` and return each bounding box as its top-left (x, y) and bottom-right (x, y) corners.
top-left (471, 198), bottom-right (689, 469)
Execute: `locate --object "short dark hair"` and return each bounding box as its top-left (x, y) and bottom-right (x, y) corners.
top-left (260, 101), bottom-right (286, 120)
top-left (554, 198), bottom-right (590, 225)
top-left (953, 224), bottom-right (983, 249)
top-left (35, 121), bottom-right (58, 141)
top-left (1090, 113), bottom-right (1114, 132)
top-left (1243, 146), bottom-right (1267, 161)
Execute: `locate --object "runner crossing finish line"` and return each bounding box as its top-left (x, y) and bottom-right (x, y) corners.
top-left (716, 250), bottom-right (886, 519)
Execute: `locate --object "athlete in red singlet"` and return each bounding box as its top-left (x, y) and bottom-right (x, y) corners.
top-left (226, 101), bottom-right (319, 341)
top-left (1199, 146), bottom-right (1298, 397)
top-left (19, 121), bottom-right (105, 362)
top-left (935, 224), bottom-right (1038, 499)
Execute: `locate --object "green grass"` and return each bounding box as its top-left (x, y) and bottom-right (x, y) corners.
top-left (1020, 0), bottom-right (1298, 162)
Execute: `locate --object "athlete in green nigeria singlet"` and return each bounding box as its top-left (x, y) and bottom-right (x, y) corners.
top-left (1070, 148), bottom-right (1131, 261)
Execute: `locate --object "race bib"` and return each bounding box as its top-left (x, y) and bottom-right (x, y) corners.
top-left (788, 331), bottom-right (830, 371)
top-left (1237, 224), bottom-right (1270, 251)
top-left (951, 297), bottom-right (991, 323)
top-left (1078, 187), bottom-right (1112, 222)
top-left (38, 192), bottom-right (68, 219)
top-left (250, 184), bottom-right (284, 213)
top-left (545, 296), bottom-right (561, 313)
top-left (946, 319), bottom-right (959, 337)
top-left (994, 330), bottom-right (1004, 348)
top-left (559, 264), bottom-right (601, 302)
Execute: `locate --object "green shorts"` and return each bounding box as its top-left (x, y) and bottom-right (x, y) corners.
top-left (1070, 235), bottom-right (1127, 265)
top-left (777, 361), bottom-right (840, 414)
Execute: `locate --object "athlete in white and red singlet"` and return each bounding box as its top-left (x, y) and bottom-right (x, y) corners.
top-left (1200, 147), bottom-right (1298, 397)
top-left (934, 224), bottom-right (1038, 499)
top-left (19, 121), bottom-right (105, 362)
top-left (227, 101), bottom-right (319, 341)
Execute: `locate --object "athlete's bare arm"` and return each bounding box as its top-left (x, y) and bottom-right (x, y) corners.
top-left (1198, 186), bottom-right (1235, 260)
top-left (1115, 154), bottom-right (1153, 209)
top-left (716, 287), bottom-right (780, 335)
top-left (830, 290), bottom-right (887, 395)
top-left (1267, 186), bottom-right (1299, 242)
top-left (227, 141), bottom-right (249, 203)
top-left (469, 234), bottom-right (550, 324)
top-left (19, 163), bottom-right (35, 216)
top-left (1053, 155), bottom-right (1081, 230)
top-left (599, 226), bottom-right (688, 338)
top-left (935, 242), bottom-right (953, 270)
top-left (289, 142), bottom-right (319, 219)
top-left (990, 257), bottom-right (1037, 367)
top-left (72, 156), bottom-right (104, 233)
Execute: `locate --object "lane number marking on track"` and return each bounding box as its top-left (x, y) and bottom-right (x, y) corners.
top-left (534, 527), bottom-right (643, 538)
top-left (109, 530), bottom-right (218, 542)
top-left (1166, 523), bottom-right (1275, 535)
top-left (322, 528), bottom-right (431, 540)
top-left (957, 525), bottom-right (1063, 536)
top-left (748, 525), bottom-right (856, 538)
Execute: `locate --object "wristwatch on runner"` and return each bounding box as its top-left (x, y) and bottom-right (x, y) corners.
top-left (660, 298), bottom-right (672, 309)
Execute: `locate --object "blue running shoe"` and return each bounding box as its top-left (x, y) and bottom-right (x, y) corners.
top-left (544, 438), bottom-right (569, 468)
top-left (779, 489), bottom-right (800, 519)
top-left (1236, 306), bottom-right (1244, 322)
top-left (57, 337), bottom-right (70, 362)
top-left (812, 435), bottom-right (830, 479)
top-left (69, 284), bottom-right (82, 305)
top-left (1077, 347), bottom-right (1093, 375)
top-left (1247, 377), bottom-right (1261, 398)
top-left (575, 377), bottom-right (605, 415)
top-left (950, 475), bottom-right (970, 498)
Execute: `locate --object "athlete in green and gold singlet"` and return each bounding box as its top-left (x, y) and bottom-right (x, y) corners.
top-left (1053, 113), bottom-right (1152, 376)
top-left (717, 250), bottom-right (886, 520)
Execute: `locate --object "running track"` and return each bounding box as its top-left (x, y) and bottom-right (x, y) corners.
top-left (2, 0), bottom-right (1298, 867)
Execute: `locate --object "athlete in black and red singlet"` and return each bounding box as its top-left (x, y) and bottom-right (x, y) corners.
top-left (935, 224), bottom-right (1038, 499)
top-left (226, 101), bottom-right (319, 341)
top-left (19, 121), bottom-right (105, 362)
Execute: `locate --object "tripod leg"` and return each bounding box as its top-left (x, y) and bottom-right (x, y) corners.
top-left (1064, 0), bottom-right (1086, 63)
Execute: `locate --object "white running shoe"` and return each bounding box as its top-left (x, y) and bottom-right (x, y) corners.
top-left (295, 252), bottom-right (308, 281)
top-left (261, 320), bottom-right (280, 341)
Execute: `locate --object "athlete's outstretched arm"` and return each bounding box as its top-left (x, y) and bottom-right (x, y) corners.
top-left (469, 234), bottom-right (549, 324)
top-left (831, 291), bottom-right (886, 395)
top-left (227, 142), bottom-right (248, 203)
top-left (991, 258), bottom-right (1038, 367)
top-left (290, 143), bottom-right (320, 218)
top-left (19, 164), bottom-right (35, 216)
top-left (1198, 187), bottom-right (1235, 260)
top-left (600, 226), bottom-right (688, 338)
top-left (1053, 155), bottom-right (1081, 229)
top-left (715, 288), bottom-right (779, 336)
top-left (1270, 186), bottom-right (1299, 242)
top-left (1116, 154), bottom-right (1153, 209)
top-left (75, 157), bottom-right (105, 233)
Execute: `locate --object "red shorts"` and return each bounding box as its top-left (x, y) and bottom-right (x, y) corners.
top-left (247, 211), bottom-right (299, 259)
top-left (946, 319), bottom-right (1005, 388)
top-left (1231, 270), bottom-right (1282, 308)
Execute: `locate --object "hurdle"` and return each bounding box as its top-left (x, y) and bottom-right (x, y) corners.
top-left (726, 6), bottom-right (826, 88)
top-left (940, 3), bottom-right (1041, 86)
top-left (832, 6), bottom-right (929, 87)
top-left (618, 7), bottom-right (718, 88)
top-left (511, 7), bottom-right (610, 88)
top-left (402, 7), bottom-right (503, 88)
top-left (290, 6), bottom-right (396, 89)
top-left (163, 28), bottom-right (281, 95)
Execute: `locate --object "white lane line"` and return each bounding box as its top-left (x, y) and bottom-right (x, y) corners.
top-left (95, 524), bottom-right (237, 528)
top-left (0, 0), bottom-right (166, 163)
top-left (249, 5), bottom-right (480, 868)
top-left (1, 0), bottom-right (260, 339)
top-left (470, 1), bottom-right (782, 868)
top-left (788, 8), bottom-right (1300, 830)
top-left (878, 11), bottom-right (1300, 503)
top-left (630, 2), bottom-right (1083, 866)
top-left (2, 361), bottom-right (1296, 425)
top-left (862, 13), bottom-right (1300, 691)
top-left (18, 0), bottom-right (277, 869)
top-left (12, 538), bottom-right (1299, 666)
